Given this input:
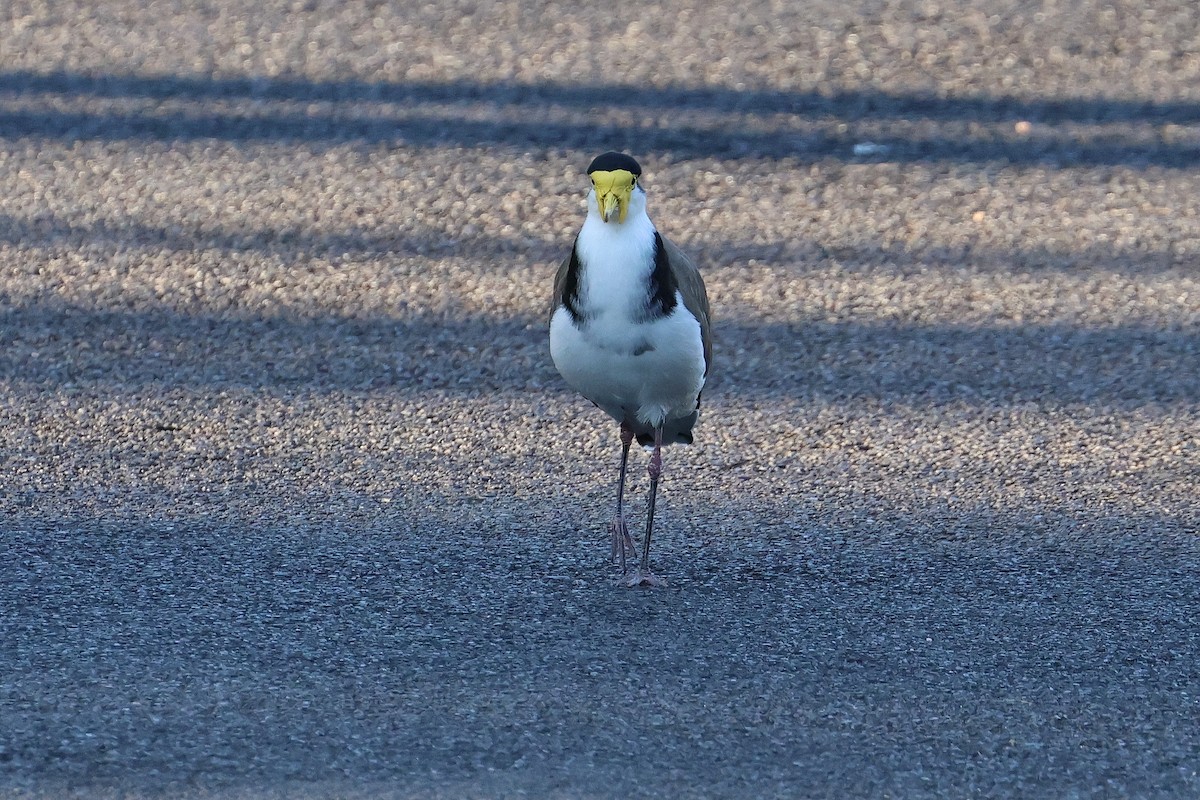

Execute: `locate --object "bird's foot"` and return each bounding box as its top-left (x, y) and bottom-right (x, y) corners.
top-left (624, 568), bottom-right (666, 588)
top-left (609, 516), bottom-right (637, 571)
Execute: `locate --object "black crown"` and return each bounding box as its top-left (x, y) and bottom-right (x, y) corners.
top-left (586, 152), bottom-right (642, 176)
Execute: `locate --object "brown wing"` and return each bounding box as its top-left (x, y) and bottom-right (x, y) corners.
top-left (549, 238), bottom-right (578, 325)
top-left (661, 234), bottom-right (712, 375)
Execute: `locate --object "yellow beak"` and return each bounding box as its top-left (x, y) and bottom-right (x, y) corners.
top-left (590, 169), bottom-right (635, 224)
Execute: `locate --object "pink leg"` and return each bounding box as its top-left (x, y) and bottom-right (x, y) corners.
top-left (609, 423), bottom-right (637, 573)
top-left (627, 425), bottom-right (666, 587)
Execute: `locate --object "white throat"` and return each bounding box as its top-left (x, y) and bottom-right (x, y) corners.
top-left (573, 191), bottom-right (657, 319)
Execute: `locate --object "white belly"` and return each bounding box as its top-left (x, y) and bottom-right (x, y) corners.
top-left (550, 300), bottom-right (706, 430)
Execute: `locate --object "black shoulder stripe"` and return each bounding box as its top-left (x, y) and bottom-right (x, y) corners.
top-left (645, 232), bottom-right (678, 319)
top-left (562, 239), bottom-right (585, 325)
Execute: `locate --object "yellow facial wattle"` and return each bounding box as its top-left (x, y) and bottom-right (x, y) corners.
top-left (590, 169), bottom-right (636, 223)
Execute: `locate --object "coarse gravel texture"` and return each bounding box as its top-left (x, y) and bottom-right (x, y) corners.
top-left (2, 1), bottom-right (1199, 798)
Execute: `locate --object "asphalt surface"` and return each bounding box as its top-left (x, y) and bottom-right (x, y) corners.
top-left (2, 1), bottom-right (1199, 798)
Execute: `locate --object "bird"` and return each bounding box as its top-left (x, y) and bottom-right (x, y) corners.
top-left (549, 152), bottom-right (712, 587)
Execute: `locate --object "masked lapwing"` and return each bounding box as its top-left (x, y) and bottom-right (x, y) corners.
top-left (549, 152), bottom-right (712, 587)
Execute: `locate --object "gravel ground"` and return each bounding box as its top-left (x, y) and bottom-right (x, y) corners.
top-left (2, 1), bottom-right (1199, 798)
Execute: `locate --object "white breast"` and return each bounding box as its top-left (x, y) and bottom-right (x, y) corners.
top-left (550, 210), bottom-right (706, 432)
